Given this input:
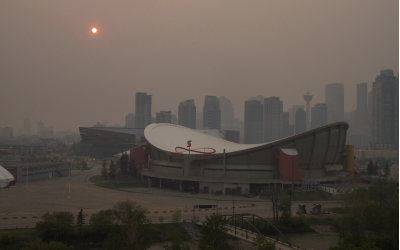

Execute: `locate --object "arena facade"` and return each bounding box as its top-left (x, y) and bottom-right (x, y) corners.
top-left (134, 123), bottom-right (353, 195)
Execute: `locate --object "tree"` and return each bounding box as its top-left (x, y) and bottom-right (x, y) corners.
top-left (384, 163), bottom-right (390, 176)
top-left (103, 231), bottom-right (127, 250)
top-left (108, 160), bottom-right (116, 180)
top-left (285, 187), bottom-right (294, 201)
top-left (112, 200), bottom-right (152, 250)
top-left (278, 198), bottom-right (292, 225)
top-left (252, 235), bottom-right (276, 250)
top-left (101, 160), bottom-right (108, 180)
top-left (120, 153), bottom-right (129, 175)
top-left (373, 161), bottom-right (379, 175)
top-left (82, 161), bottom-right (88, 170)
top-left (76, 209), bottom-right (85, 246)
top-left (198, 213), bottom-right (229, 250)
top-left (158, 215), bottom-right (165, 223)
top-left (21, 239), bottom-right (74, 250)
top-left (261, 188), bottom-right (280, 222)
top-left (35, 211), bottom-right (75, 242)
top-left (89, 209), bottom-right (118, 239)
top-left (172, 208), bottom-right (182, 224)
top-left (367, 160), bottom-right (374, 175)
top-left (334, 178), bottom-right (398, 250)
top-left (162, 233), bottom-right (191, 250)
top-left (129, 157), bottom-right (137, 176)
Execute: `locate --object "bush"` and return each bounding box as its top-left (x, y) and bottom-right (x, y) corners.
top-left (35, 211), bottom-right (75, 242)
top-left (89, 209), bottom-right (119, 239)
top-left (172, 208), bottom-right (182, 223)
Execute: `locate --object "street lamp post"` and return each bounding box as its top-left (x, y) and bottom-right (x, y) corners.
top-left (25, 162), bottom-right (28, 191)
top-left (68, 168), bottom-right (71, 200)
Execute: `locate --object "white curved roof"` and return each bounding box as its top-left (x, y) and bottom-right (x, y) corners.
top-left (144, 123), bottom-right (266, 154)
top-left (0, 165), bottom-right (15, 188)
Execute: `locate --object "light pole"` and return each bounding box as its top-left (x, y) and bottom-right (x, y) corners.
top-left (25, 162), bottom-right (28, 191)
top-left (68, 168), bottom-right (71, 200)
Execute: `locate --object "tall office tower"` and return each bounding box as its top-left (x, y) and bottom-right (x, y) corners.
top-left (219, 96), bottom-right (235, 129)
top-left (196, 112), bottom-right (203, 129)
top-left (295, 108), bottom-right (306, 134)
top-left (171, 114), bottom-right (177, 124)
top-left (203, 96), bottom-right (221, 129)
top-left (325, 83), bottom-right (344, 123)
top-left (371, 69), bottom-right (399, 150)
top-left (244, 100), bottom-right (263, 144)
top-left (134, 92), bottom-right (152, 128)
top-left (178, 99), bottom-right (196, 129)
top-left (303, 92), bottom-right (313, 130)
top-left (367, 89), bottom-right (373, 126)
top-left (125, 113), bottom-right (135, 128)
top-left (156, 111), bottom-right (172, 123)
top-left (311, 103), bottom-right (328, 129)
top-left (356, 83), bottom-right (368, 128)
top-left (264, 97), bottom-right (283, 142)
top-left (282, 112), bottom-right (290, 138)
top-left (0, 127), bottom-right (13, 139)
top-left (37, 121), bottom-right (44, 136)
top-left (288, 105), bottom-right (305, 125)
top-left (24, 118), bottom-right (31, 136)
top-left (47, 126), bottom-right (54, 138)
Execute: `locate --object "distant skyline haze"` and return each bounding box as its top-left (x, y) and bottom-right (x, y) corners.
top-left (0, 1), bottom-right (398, 133)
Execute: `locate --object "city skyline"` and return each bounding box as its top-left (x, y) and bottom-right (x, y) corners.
top-left (0, 1), bottom-right (398, 133)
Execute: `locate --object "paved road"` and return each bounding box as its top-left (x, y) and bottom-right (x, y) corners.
top-left (0, 165), bottom-right (342, 230)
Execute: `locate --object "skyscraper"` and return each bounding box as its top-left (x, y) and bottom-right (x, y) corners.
top-left (244, 100), bottom-right (263, 144)
top-left (125, 113), bottom-right (135, 128)
top-left (171, 114), bottom-right (177, 124)
top-left (367, 89), bottom-right (373, 126)
top-left (295, 109), bottom-right (306, 134)
top-left (178, 99), bottom-right (196, 129)
top-left (356, 83), bottom-right (368, 128)
top-left (135, 93), bottom-right (152, 128)
top-left (156, 111), bottom-right (172, 123)
top-left (282, 112), bottom-right (290, 138)
top-left (325, 83), bottom-right (344, 123)
top-left (37, 121), bottom-right (44, 136)
top-left (264, 97), bottom-right (283, 142)
top-left (311, 103), bottom-right (328, 129)
top-left (203, 96), bottom-right (221, 129)
top-left (371, 69), bottom-right (399, 150)
top-left (219, 96), bottom-right (235, 130)
top-left (24, 118), bottom-right (30, 136)
top-left (303, 92), bottom-right (313, 130)
top-left (288, 105), bottom-right (305, 125)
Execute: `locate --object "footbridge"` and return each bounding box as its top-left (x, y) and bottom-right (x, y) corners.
top-left (196, 213), bottom-right (306, 250)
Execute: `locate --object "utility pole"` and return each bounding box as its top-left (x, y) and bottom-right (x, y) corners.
top-left (68, 167), bottom-right (71, 200)
top-left (25, 162), bottom-right (28, 191)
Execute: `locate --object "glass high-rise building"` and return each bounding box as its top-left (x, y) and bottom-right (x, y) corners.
top-left (178, 99), bottom-right (196, 129)
top-left (371, 69), bottom-right (399, 150)
top-left (244, 100), bottom-right (263, 144)
top-left (311, 103), bottom-right (327, 129)
top-left (325, 83), bottom-right (344, 123)
top-left (135, 93), bottom-right (152, 128)
top-left (264, 97), bottom-right (283, 143)
top-left (156, 111), bottom-right (172, 123)
top-left (203, 96), bottom-right (221, 129)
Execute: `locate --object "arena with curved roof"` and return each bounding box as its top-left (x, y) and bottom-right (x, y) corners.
top-left (135, 122), bottom-right (353, 194)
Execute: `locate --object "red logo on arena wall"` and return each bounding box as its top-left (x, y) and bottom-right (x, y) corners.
top-left (175, 140), bottom-right (216, 155)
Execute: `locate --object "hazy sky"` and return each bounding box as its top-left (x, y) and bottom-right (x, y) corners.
top-left (1, 1), bottom-right (398, 133)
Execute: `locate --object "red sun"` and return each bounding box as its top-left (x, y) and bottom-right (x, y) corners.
top-left (91, 28), bottom-right (97, 34)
